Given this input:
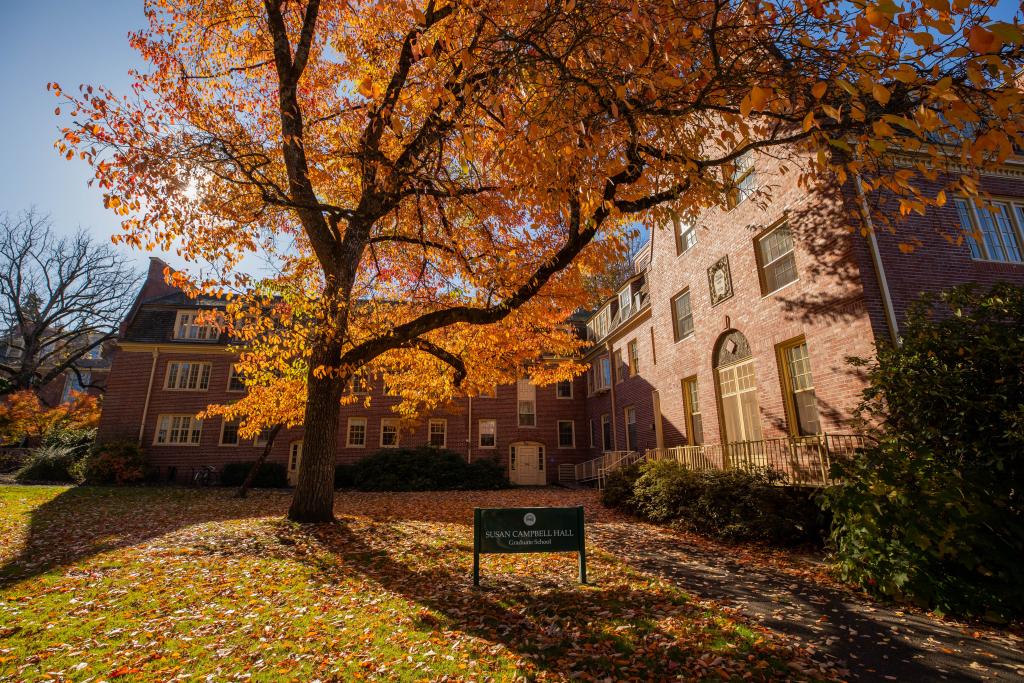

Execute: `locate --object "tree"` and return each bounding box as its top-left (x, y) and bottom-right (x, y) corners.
top-left (55, 0), bottom-right (1023, 521)
top-left (0, 389), bottom-right (101, 446)
top-left (0, 210), bottom-right (141, 397)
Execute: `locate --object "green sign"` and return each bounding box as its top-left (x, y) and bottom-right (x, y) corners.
top-left (473, 506), bottom-right (587, 586)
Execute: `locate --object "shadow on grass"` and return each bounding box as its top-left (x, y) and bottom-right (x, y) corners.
top-left (1, 485), bottom-right (813, 680)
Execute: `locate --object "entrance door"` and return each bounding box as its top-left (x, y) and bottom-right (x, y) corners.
top-left (718, 359), bottom-right (763, 443)
top-left (287, 441), bottom-right (303, 486)
top-left (510, 443), bottom-right (545, 485)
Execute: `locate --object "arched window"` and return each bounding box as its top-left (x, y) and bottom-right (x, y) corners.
top-left (714, 331), bottom-right (763, 443)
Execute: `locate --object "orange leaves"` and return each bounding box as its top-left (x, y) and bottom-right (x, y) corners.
top-left (967, 25), bottom-right (997, 53)
top-left (740, 85), bottom-right (772, 117)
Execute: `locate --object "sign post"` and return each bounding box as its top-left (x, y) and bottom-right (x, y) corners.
top-left (473, 506), bottom-right (587, 586)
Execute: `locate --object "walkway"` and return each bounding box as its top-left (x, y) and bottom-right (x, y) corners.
top-left (591, 521), bottom-right (1024, 682)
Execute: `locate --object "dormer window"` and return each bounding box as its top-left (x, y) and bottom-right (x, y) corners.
top-left (173, 310), bottom-right (221, 341)
top-left (618, 287), bottom-right (632, 320)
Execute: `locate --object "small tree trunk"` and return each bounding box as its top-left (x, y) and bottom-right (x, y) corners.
top-left (288, 342), bottom-right (344, 522)
top-left (236, 423), bottom-right (282, 499)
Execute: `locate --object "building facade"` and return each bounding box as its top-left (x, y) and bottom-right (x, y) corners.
top-left (97, 150), bottom-right (1024, 484)
top-left (97, 259), bottom-right (590, 484)
top-left (581, 150), bottom-right (1024, 462)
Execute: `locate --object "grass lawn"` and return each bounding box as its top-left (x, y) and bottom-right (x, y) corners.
top-left (0, 485), bottom-right (827, 681)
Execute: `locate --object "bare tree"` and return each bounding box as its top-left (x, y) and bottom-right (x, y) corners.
top-left (0, 210), bottom-right (141, 396)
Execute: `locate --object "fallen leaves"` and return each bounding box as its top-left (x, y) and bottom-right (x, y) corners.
top-left (0, 485), bottom-right (833, 682)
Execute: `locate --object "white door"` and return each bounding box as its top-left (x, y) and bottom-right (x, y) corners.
top-left (511, 444), bottom-right (545, 485)
top-left (287, 441), bottom-right (303, 486)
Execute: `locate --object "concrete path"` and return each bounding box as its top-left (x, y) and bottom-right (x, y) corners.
top-left (591, 521), bottom-right (1024, 682)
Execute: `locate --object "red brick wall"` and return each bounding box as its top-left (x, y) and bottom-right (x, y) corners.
top-left (98, 347), bottom-right (590, 483)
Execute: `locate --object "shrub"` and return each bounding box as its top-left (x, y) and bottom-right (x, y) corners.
top-left (346, 446), bottom-right (509, 491)
top-left (220, 461), bottom-right (288, 488)
top-left (334, 463), bottom-right (356, 489)
top-left (42, 425), bottom-right (96, 456)
top-left (826, 284), bottom-right (1024, 620)
top-left (79, 442), bottom-right (150, 485)
top-left (14, 445), bottom-right (83, 483)
top-left (603, 460), bottom-right (825, 545)
top-left (600, 462), bottom-right (642, 510)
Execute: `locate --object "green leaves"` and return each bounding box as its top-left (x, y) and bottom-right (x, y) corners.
top-left (827, 284), bottom-right (1024, 620)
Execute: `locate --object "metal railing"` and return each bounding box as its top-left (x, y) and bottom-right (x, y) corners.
top-left (575, 433), bottom-right (870, 488)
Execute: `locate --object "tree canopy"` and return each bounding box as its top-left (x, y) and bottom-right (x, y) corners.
top-left (54, 0), bottom-right (1024, 520)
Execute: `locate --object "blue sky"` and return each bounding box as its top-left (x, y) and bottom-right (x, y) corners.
top-left (0, 1), bottom-right (155, 268)
top-left (1, 2), bottom-right (1020, 273)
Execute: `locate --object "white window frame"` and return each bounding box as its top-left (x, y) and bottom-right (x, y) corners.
top-left (219, 419), bottom-right (240, 446)
top-left (379, 418), bottom-right (400, 448)
top-left (346, 417), bottom-right (367, 448)
top-left (557, 420), bottom-right (575, 449)
top-left (173, 310), bottom-right (220, 341)
top-left (675, 217), bottom-right (698, 255)
top-left (164, 361), bottom-right (212, 391)
top-left (253, 427), bottom-right (273, 447)
top-left (154, 414), bottom-right (203, 445)
top-left (955, 197), bottom-right (1024, 263)
top-left (428, 419), bottom-right (447, 448)
top-left (671, 290), bottom-right (694, 342)
top-left (555, 380), bottom-right (573, 399)
top-left (478, 418), bottom-right (497, 448)
top-left (517, 379), bottom-right (536, 427)
top-left (757, 224), bottom-right (799, 294)
top-left (227, 364), bottom-right (246, 392)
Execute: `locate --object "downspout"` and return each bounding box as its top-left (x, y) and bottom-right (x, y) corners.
top-left (466, 395), bottom-right (472, 463)
top-left (854, 172), bottom-right (900, 345)
top-left (137, 348), bottom-right (159, 445)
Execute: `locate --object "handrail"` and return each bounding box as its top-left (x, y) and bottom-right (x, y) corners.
top-left (575, 433), bottom-right (871, 488)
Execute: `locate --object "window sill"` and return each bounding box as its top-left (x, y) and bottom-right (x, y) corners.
top-left (345, 444), bottom-right (367, 449)
top-left (153, 443), bottom-right (201, 447)
top-left (969, 257), bottom-right (1024, 266)
top-left (218, 443), bottom-right (239, 447)
top-left (478, 445), bottom-right (497, 450)
top-left (557, 445), bottom-right (575, 450)
top-left (761, 278), bottom-right (800, 299)
top-left (163, 387), bottom-right (211, 392)
top-left (673, 333), bottom-right (695, 345)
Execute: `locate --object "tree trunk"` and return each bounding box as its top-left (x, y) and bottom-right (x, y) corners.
top-left (288, 340), bottom-right (345, 522)
top-left (236, 423), bottom-right (282, 499)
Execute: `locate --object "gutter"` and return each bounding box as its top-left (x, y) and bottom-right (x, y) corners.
top-left (854, 172), bottom-right (900, 346)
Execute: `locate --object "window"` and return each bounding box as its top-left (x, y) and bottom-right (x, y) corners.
top-left (589, 419), bottom-right (595, 448)
top-left (165, 361), bottom-right (212, 390)
top-left (955, 198), bottom-right (1024, 263)
top-left (219, 419), bottom-right (240, 446)
top-left (624, 406), bottom-right (637, 451)
top-left (590, 356), bottom-right (612, 393)
top-left (173, 310), bottom-right (220, 340)
top-left (4, 335), bottom-right (23, 359)
top-left (682, 377), bottom-right (703, 445)
top-left (557, 420), bottom-right (575, 448)
top-left (627, 339), bottom-right (640, 376)
top-left (556, 380), bottom-right (573, 399)
top-left (613, 350), bottom-right (624, 383)
top-left (62, 371), bottom-right (89, 403)
top-left (588, 305), bottom-right (612, 341)
top-left (674, 217), bottom-right (697, 254)
top-left (227, 365), bottom-right (246, 392)
top-left (429, 419), bottom-right (447, 447)
top-left (718, 359), bottom-right (764, 443)
top-left (510, 445), bottom-right (517, 471)
top-left (380, 418), bottom-right (400, 448)
top-left (671, 290), bottom-right (694, 341)
top-left (478, 419), bottom-right (496, 448)
top-left (154, 414), bottom-right (202, 445)
top-left (757, 224), bottom-right (798, 294)
top-left (780, 339), bottom-right (821, 436)
top-left (614, 286), bottom-right (630, 321)
top-left (346, 417), bottom-right (367, 448)
top-left (726, 151), bottom-right (756, 209)
top-left (345, 373), bottom-right (370, 395)
top-left (601, 414), bottom-right (612, 452)
top-left (254, 426), bottom-right (273, 447)
top-left (517, 379), bottom-right (536, 426)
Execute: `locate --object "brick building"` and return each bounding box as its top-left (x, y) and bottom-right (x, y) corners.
top-left (97, 259), bottom-right (590, 484)
top-left (581, 150), bottom-right (1024, 463)
top-left (97, 150), bottom-right (1024, 484)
